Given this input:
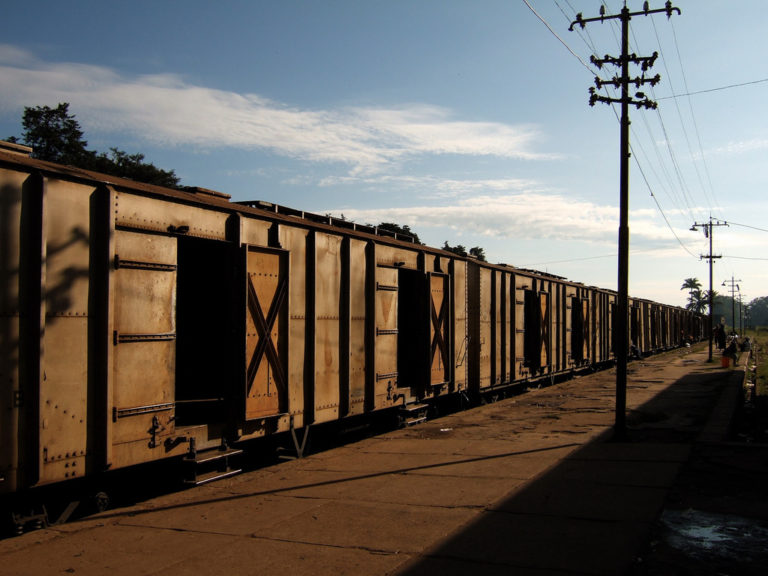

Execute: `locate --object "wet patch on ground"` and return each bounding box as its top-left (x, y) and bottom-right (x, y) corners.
top-left (642, 509), bottom-right (768, 575)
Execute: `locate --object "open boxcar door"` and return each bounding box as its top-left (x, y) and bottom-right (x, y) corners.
top-left (571, 297), bottom-right (590, 364)
top-left (428, 272), bottom-right (450, 388)
top-left (582, 298), bottom-right (590, 361)
top-left (396, 270), bottom-right (450, 396)
top-left (242, 245), bottom-right (289, 421)
top-left (111, 230), bottom-right (177, 465)
top-left (539, 291), bottom-right (550, 370)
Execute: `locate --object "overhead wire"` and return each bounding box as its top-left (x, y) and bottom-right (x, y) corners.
top-left (630, 144), bottom-right (699, 258)
top-left (524, 2), bottom-right (768, 299)
top-left (625, 5), bottom-right (717, 261)
top-left (656, 77), bottom-right (768, 100)
top-left (533, 3), bottom-right (744, 270)
top-left (560, 0), bottom-right (603, 66)
top-left (548, 2), bottom-right (768, 298)
top-left (621, 7), bottom-right (696, 226)
top-left (522, 0), bottom-right (594, 74)
top-left (623, 10), bottom-right (699, 228)
top-left (624, 15), bottom-right (685, 216)
top-left (647, 34), bottom-right (699, 220)
top-left (726, 256), bottom-right (768, 262)
top-left (526, 2), bottom-right (691, 270)
top-left (571, 1), bottom-right (702, 259)
top-left (669, 19), bottom-right (719, 209)
top-left (720, 220), bottom-right (768, 233)
top-left (519, 245), bottom-right (667, 268)
top-left (649, 17), bottom-right (711, 217)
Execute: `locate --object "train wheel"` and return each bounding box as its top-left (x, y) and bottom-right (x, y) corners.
top-left (93, 491), bottom-right (110, 513)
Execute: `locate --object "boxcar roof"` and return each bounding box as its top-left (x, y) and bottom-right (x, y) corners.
top-left (0, 147), bottom-right (469, 260)
top-left (0, 146), bottom-right (633, 295)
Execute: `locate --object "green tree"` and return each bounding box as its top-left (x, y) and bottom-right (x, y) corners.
top-left (681, 277), bottom-right (706, 313)
top-left (746, 296), bottom-right (768, 327)
top-left (681, 277), bottom-right (701, 294)
top-left (17, 103), bottom-right (90, 165)
top-left (8, 103), bottom-right (180, 188)
top-left (469, 246), bottom-right (486, 262)
top-left (377, 222), bottom-right (421, 244)
top-left (89, 147), bottom-right (180, 188)
top-left (442, 242), bottom-right (486, 261)
top-left (687, 288), bottom-right (707, 314)
top-left (442, 241), bottom-right (467, 257)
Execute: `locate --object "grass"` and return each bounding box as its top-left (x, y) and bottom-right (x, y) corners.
top-left (742, 328), bottom-right (767, 396)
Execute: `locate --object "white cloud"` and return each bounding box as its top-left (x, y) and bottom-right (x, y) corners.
top-left (332, 191), bottom-right (619, 242)
top-left (0, 44), bottom-right (556, 175)
top-left (316, 173), bottom-right (539, 198)
top-left (710, 138), bottom-right (768, 156)
top-left (326, 187), bottom-right (698, 246)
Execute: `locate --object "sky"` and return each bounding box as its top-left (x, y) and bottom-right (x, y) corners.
top-left (1, 1), bottom-right (766, 309)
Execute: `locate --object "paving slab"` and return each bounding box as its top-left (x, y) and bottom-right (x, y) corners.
top-left (401, 511), bottom-right (651, 576)
top-left (2, 524), bottom-right (405, 576)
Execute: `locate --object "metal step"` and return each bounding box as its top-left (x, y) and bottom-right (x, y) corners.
top-left (184, 446), bottom-right (243, 465)
top-left (183, 445), bottom-right (243, 486)
top-left (190, 468), bottom-right (243, 486)
top-left (403, 415), bottom-right (428, 426)
top-left (399, 403), bottom-right (429, 427)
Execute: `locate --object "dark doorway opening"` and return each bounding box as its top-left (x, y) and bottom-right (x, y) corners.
top-left (397, 268), bottom-right (428, 395)
top-left (523, 290), bottom-right (541, 370)
top-left (572, 299), bottom-right (585, 364)
top-left (175, 236), bottom-right (237, 425)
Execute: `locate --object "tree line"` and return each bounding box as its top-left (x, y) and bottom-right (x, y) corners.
top-left (6, 103), bottom-right (180, 188)
top-left (376, 223), bottom-right (486, 261)
top-left (682, 277), bottom-right (767, 330)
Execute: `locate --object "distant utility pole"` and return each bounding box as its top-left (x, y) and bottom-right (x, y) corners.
top-left (722, 276), bottom-right (742, 335)
top-left (691, 217), bottom-right (727, 361)
top-left (569, 1), bottom-right (680, 441)
top-left (738, 293), bottom-right (745, 335)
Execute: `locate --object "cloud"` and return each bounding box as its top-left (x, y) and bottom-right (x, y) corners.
top-left (326, 184), bottom-right (692, 245)
top-left (0, 44), bottom-right (556, 175)
top-left (331, 190), bottom-right (615, 241)
top-left (316, 173), bottom-right (539, 198)
top-left (710, 138), bottom-right (768, 156)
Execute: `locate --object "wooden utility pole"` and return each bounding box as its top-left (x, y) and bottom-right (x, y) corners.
top-left (570, 1), bottom-right (680, 441)
top-left (722, 275), bottom-right (742, 335)
top-left (691, 217), bottom-right (727, 361)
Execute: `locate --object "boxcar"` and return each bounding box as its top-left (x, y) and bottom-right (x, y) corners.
top-left (0, 141), bottom-right (703, 505)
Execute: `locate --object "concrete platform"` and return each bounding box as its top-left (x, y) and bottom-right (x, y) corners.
top-left (2, 344), bottom-right (763, 576)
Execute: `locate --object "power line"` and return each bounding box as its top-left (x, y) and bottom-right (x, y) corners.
top-left (669, 19), bottom-right (719, 209)
top-left (720, 220), bottom-right (768, 233)
top-left (520, 252), bottom-right (615, 267)
top-left (656, 77), bottom-right (768, 100)
top-left (727, 255), bottom-right (768, 261)
top-left (520, 246), bottom-right (664, 268)
top-left (556, 1), bottom-right (698, 257)
top-left (650, 17), bottom-right (712, 215)
top-left (631, 144), bottom-right (699, 259)
top-left (522, 0), bottom-right (593, 73)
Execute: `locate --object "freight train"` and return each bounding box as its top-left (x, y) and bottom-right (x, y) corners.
top-left (0, 140), bottom-right (704, 528)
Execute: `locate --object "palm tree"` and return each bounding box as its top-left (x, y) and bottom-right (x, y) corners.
top-left (681, 278), bottom-right (703, 312)
top-left (688, 288), bottom-right (707, 314)
top-left (681, 277), bottom-right (701, 293)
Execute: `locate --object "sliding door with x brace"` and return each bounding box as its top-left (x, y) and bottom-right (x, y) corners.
top-left (428, 272), bottom-right (450, 388)
top-left (242, 245), bottom-right (289, 421)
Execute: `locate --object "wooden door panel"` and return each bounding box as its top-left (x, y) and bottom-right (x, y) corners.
top-left (429, 273), bottom-right (450, 386)
top-left (244, 246), bottom-right (288, 420)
